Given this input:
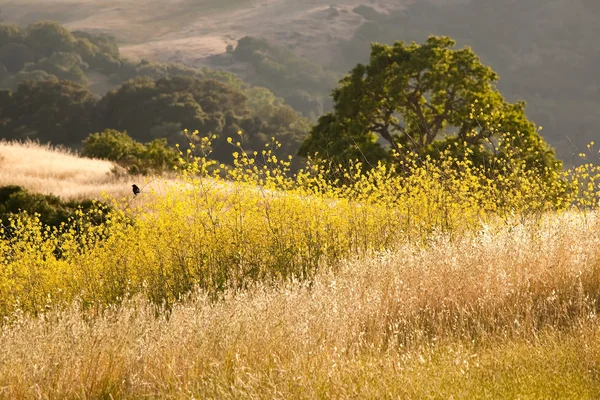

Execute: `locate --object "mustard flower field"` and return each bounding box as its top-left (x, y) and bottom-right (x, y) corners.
top-left (1, 133), bottom-right (600, 398)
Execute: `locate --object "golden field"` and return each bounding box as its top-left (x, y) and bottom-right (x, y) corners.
top-left (0, 140), bottom-right (187, 203)
top-left (0, 139), bottom-right (600, 398)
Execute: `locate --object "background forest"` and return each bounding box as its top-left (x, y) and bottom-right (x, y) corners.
top-left (1, 0), bottom-right (599, 165)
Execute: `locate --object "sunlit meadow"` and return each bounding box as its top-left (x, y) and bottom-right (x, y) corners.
top-left (1, 124), bottom-right (600, 398)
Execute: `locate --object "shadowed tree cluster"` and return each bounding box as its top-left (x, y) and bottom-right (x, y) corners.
top-left (0, 77), bottom-right (97, 144)
top-left (210, 36), bottom-right (339, 119)
top-left (0, 21), bottom-right (303, 118)
top-left (0, 75), bottom-right (310, 165)
top-left (0, 185), bottom-right (108, 230)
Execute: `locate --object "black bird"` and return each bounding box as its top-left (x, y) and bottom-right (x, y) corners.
top-left (132, 184), bottom-right (141, 196)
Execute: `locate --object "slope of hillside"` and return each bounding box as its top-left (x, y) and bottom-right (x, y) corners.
top-left (0, 141), bottom-right (157, 200)
top-left (4, 212), bottom-right (600, 398)
top-left (0, 0), bottom-right (402, 65)
top-left (1, 142), bottom-right (600, 397)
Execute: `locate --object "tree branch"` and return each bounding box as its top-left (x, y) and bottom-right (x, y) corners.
top-left (370, 106), bottom-right (402, 153)
top-left (389, 120), bottom-right (421, 150)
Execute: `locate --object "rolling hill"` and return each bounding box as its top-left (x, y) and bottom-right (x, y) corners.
top-left (1, 0), bottom-right (598, 163)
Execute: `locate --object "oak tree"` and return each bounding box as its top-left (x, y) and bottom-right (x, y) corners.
top-left (300, 36), bottom-right (559, 172)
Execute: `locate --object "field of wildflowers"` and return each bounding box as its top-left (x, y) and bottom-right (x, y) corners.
top-left (0, 131), bottom-right (599, 397)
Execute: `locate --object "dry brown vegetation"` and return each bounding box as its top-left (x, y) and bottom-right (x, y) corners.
top-left (1, 141), bottom-right (600, 398)
top-left (0, 0), bottom-right (403, 65)
top-left (0, 140), bottom-right (179, 201)
top-left (1, 211), bottom-right (600, 398)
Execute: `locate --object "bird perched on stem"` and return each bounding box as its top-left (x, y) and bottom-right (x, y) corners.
top-left (132, 184), bottom-right (141, 196)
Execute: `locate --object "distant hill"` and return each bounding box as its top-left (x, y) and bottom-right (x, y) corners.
top-left (0, 0), bottom-right (386, 117)
top-left (0, 0), bottom-right (393, 63)
top-left (0, 22), bottom-right (311, 164)
top-left (1, 0), bottom-right (598, 163)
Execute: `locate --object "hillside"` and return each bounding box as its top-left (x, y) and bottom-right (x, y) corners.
top-left (1, 0), bottom-right (598, 162)
top-left (0, 140), bottom-right (173, 200)
top-left (3, 3), bottom-right (600, 397)
top-left (4, 212), bottom-right (600, 398)
top-left (0, 0), bottom-right (399, 63)
top-left (1, 135), bottom-right (600, 398)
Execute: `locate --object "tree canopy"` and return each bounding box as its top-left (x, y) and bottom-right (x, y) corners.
top-left (0, 75), bottom-right (310, 165)
top-left (300, 36), bottom-right (559, 173)
top-left (95, 75), bottom-right (309, 162)
top-left (82, 129), bottom-right (179, 175)
top-left (0, 21), bottom-right (302, 121)
top-left (210, 36), bottom-right (338, 118)
top-left (338, 0), bottom-right (600, 164)
top-left (1, 77), bottom-right (97, 144)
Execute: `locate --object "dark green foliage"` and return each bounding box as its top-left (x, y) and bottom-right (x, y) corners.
top-left (0, 22), bottom-right (94, 89)
top-left (212, 36), bottom-right (338, 118)
top-left (0, 185), bottom-right (108, 229)
top-left (0, 23), bottom-right (21, 46)
top-left (96, 76), bottom-right (247, 146)
top-left (2, 69), bottom-right (54, 90)
top-left (0, 21), bottom-right (311, 164)
top-left (337, 0), bottom-right (600, 163)
top-left (25, 21), bottom-right (77, 57)
top-left (2, 78), bottom-right (97, 144)
top-left (0, 73), bottom-right (309, 165)
top-left (72, 30), bottom-right (119, 59)
top-left (22, 51), bottom-right (88, 84)
top-left (0, 42), bottom-right (33, 73)
top-left (0, 21), bottom-right (294, 119)
top-left (82, 129), bottom-right (179, 174)
top-left (0, 21), bottom-right (123, 89)
top-left (301, 36), bottom-right (559, 174)
top-left (95, 76), bottom-right (309, 164)
top-left (82, 129), bottom-right (144, 161)
top-left (0, 89), bottom-right (10, 127)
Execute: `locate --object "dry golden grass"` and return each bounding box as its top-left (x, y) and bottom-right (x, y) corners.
top-left (0, 140), bottom-right (181, 202)
top-left (2, 137), bottom-right (600, 397)
top-left (1, 211), bottom-right (600, 398)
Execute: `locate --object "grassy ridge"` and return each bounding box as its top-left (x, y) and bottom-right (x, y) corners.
top-left (1, 133), bottom-right (599, 314)
top-left (1, 212), bottom-right (600, 397)
top-left (1, 138), bottom-right (600, 397)
top-left (0, 140), bottom-right (183, 202)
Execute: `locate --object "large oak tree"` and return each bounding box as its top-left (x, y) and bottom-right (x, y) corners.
top-left (299, 36), bottom-right (559, 172)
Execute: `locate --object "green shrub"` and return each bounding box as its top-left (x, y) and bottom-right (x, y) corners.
top-left (0, 185), bottom-right (107, 230)
top-left (82, 129), bottom-right (179, 174)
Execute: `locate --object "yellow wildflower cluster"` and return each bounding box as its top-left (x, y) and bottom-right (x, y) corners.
top-left (0, 128), bottom-right (598, 317)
